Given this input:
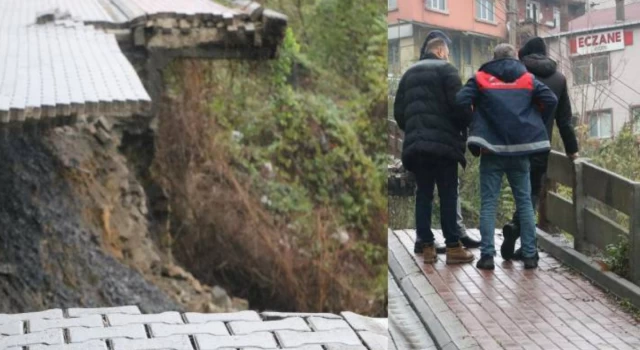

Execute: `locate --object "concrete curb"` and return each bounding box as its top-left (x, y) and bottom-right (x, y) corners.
top-left (537, 228), bottom-right (640, 309)
top-left (388, 230), bottom-right (479, 350)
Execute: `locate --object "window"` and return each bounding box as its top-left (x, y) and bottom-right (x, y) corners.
top-left (588, 110), bottom-right (613, 138)
top-left (526, 1), bottom-right (540, 21)
top-left (476, 0), bottom-right (494, 22)
top-left (426, 0), bottom-right (446, 11)
top-left (388, 40), bottom-right (399, 71)
top-left (572, 55), bottom-right (609, 85)
top-left (553, 7), bottom-right (560, 27)
top-left (632, 107), bottom-right (640, 134)
top-left (388, 0), bottom-right (397, 11)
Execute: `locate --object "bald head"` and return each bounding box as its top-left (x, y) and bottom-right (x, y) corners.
top-left (425, 38), bottom-right (449, 60)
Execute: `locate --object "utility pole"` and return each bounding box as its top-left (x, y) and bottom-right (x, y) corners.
top-left (560, 0), bottom-right (569, 32)
top-left (533, 2), bottom-right (538, 37)
top-left (508, 0), bottom-right (518, 46)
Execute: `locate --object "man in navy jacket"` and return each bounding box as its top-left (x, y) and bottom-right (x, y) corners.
top-left (456, 44), bottom-right (558, 270)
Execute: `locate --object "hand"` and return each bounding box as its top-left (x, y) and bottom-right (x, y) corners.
top-left (569, 153), bottom-right (579, 160)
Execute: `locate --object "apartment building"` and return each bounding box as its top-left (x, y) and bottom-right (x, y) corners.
top-left (387, 0), bottom-right (507, 80)
top-left (544, 2), bottom-right (640, 138)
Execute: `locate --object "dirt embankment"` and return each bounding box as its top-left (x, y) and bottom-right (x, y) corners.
top-left (0, 118), bottom-right (244, 313)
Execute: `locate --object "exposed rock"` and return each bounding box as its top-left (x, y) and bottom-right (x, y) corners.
top-left (332, 228), bottom-right (350, 245)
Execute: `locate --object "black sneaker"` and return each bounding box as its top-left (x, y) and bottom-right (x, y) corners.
top-left (523, 257), bottom-right (538, 269)
top-left (476, 255), bottom-right (495, 270)
top-left (500, 222), bottom-right (520, 261)
top-left (460, 235), bottom-right (481, 248)
top-left (436, 243), bottom-right (446, 255)
top-left (414, 241), bottom-right (424, 254)
top-left (512, 248), bottom-right (523, 261)
top-left (515, 248), bottom-right (539, 261)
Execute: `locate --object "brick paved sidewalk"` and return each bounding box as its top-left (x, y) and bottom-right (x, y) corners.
top-left (0, 306), bottom-right (387, 349)
top-left (391, 229), bottom-right (640, 350)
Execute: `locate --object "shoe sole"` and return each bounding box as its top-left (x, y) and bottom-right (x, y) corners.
top-left (446, 257), bottom-right (475, 264)
top-left (501, 227), bottom-right (518, 261)
top-left (477, 265), bottom-right (495, 270)
top-left (424, 258), bottom-right (437, 264)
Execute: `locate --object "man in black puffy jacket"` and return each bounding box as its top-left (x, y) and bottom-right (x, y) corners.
top-left (500, 37), bottom-right (580, 261)
top-left (393, 31), bottom-right (476, 265)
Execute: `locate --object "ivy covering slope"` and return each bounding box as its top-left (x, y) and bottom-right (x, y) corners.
top-left (152, 0), bottom-right (388, 316)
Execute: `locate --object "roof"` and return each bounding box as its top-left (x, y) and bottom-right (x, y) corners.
top-left (0, 306), bottom-right (388, 349)
top-left (0, 0), bottom-right (287, 124)
top-left (545, 2), bottom-right (640, 37)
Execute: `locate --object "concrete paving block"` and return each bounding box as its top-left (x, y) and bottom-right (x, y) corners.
top-left (31, 314), bottom-right (104, 332)
top-left (29, 340), bottom-right (109, 350)
top-left (0, 328), bottom-right (65, 348)
top-left (196, 332), bottom-right (278, 349)
top-left (69, 324), bottom-right (147, 343)
top-left (68, 306), bottom-right (141, 317)
top-left (112, 335), bottom-right (193, 350)
top-left (275, 329), bottom-right (362, 348)
top-left (358, 331), bottom-right (388, 350)
top-left (0, 309), bottom-right (64, 325)
top-left (261, 311), bottom-right (341, 320)
top-left (341, 312), bottom-right (387, 335)
top-left (107, 312), bottom-right (184, 326)
top-left (0, 321), bottom-right (23, 336)
top-left (324, 346), bottom-right (368, 350)
top-left (185, 310), bottom-right (260, 323)
top-left (150, 322), bottom-right (229, 337)
top-left (307, 317), bottom-right (350, 331)
top-left (229, 317), bottom-right (310, 335)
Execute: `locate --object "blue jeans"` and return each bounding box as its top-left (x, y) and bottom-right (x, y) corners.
top-left (479, 154), bottom-right (537, 258)
top-left (413, 158), bottom-right (460, 246)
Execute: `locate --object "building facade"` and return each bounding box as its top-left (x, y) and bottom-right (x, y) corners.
top-left (516, 0), bottom-right (586, 45)
top-left (387, 0), bottom-right (508, 80)
top-left (544, 2), bottom-right (640, 138)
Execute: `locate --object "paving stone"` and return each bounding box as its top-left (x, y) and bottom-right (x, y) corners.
top-left (31, 314), bottom-right (104, 332)
top-left (29, 340), bottom-right (109, 350)
top-left (0, 328), bottom-right (65, 348)
top-left (307, 317), bottom-right (350, 331)
top-left (69, 324), bottom-right (147, 343)
top-left (261, 311), bottom-right (342, 320)
top-left (229, 317), bottom-right (310, 335)
top-left (195, 332), bottom-right (278, 349)
top-left (150, 322), bottom-right (229, 337)
top-left (185, 310), bottom-right (260, 323)
top-left (107, 311), bottom-right (184, 326)
top-left (275, 329), bottom-right (362, 348)
top-left (358, 331), bottom-right (388, 350)
top-left (341, 311), bottom-right (386, 335)
top-left (111, 335), bottom-right (193, 350)
top-left (0, 321), bottom-right (23, 336)
top-left (0, 309), bottom-right (64, 325)
top-left (68, 306), bottom-right (141, 317)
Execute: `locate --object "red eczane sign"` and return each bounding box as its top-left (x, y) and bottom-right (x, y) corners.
top-left (569, 30), bottom-right (633, 56)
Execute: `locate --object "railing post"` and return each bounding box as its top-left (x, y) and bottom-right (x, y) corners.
top-left (573, 159), bottom-right (587, 252)
top-left (629, 183), bottom-right (640, 284)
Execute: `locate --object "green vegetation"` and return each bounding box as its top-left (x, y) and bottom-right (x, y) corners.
top-left (154, 0), bottom-right (387, 315)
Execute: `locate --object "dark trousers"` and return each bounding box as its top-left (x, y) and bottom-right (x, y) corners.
top-left (413, 158), bottom-right (460, 246)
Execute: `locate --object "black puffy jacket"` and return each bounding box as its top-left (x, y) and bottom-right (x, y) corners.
top-left (520, 54), bottom-right (579, 161)
top-left (393, 53), bottom-right (469, 171)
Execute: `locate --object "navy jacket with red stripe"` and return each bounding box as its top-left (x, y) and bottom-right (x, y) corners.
top-left (456, 58), bottom-right (557, 157)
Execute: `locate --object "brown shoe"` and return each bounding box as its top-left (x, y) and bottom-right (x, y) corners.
top-left (423, 244), bottom-right (437, 264)
top-left (446, 243), bottom-right (475, 264)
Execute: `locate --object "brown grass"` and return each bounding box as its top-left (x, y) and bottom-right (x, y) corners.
top-left (151, 60), bottom-right (385, 314)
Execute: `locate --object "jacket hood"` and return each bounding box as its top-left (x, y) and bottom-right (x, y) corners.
top-left (479, 58), bottom-right (527, 82)
top-left (521, 54), bottom-right (557, 78)
top-left (518, 37), bottom-right (547, 58)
